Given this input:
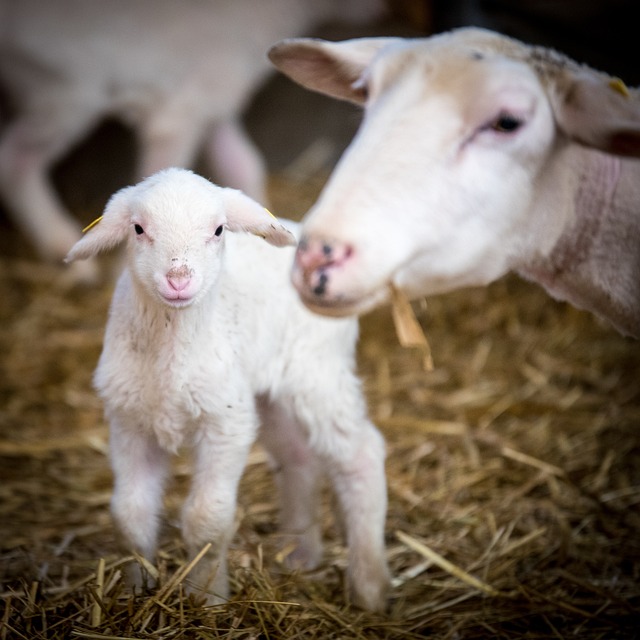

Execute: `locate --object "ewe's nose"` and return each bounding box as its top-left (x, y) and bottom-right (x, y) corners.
top-left (166, 265), bottom-right (192, 292)
top-left (294, 236), bottom-right (353, 297)
top-left (296, 236), bottom-right (353, 273)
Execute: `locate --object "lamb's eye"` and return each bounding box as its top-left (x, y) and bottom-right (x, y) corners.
top-left (491, 113), bottom-right (523, 133)
top-left (214, 225), bottom-right (223, 237)
top-left (134, 223), bottom-right (144, 235)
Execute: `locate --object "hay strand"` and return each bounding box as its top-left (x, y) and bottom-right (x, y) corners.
top-left (396, 530), bottom-right (501, 597)
top-left (89, 558), bottom-right (104, 628)
top-left (390, 285), bottom-right (434, 371)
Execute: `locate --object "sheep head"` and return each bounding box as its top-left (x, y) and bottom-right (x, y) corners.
top-left (66, 168), bottom-right (296, 307)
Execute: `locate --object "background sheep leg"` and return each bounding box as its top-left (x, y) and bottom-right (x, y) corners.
top-left (134, 102), bottom-right (205, 180)
top-left (202, 118), bottom-right (268, 203)
top-left (258, 399), bottom-right (323, 570)
top-left (135, 108), bottom-right (267, 204)
top-left (0, 110), bottom-right (101, 282)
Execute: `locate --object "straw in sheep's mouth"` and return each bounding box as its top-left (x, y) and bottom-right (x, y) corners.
top-left (389, 284), bottom-right (434, 371)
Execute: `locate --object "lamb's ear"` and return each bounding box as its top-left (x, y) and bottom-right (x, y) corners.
top-left (65, 186), bottom-right (136, 262)
top-left (268, 37), bottom-right (400, 105)
top-left (223, 189), bottom-right (296, 247)
top-left (552, 69), bottom-right (640, 157)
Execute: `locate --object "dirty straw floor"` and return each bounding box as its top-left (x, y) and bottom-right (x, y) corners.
top-left (1, 170), bottom-right (639, 639)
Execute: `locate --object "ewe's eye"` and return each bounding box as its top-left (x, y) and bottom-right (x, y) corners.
top-left (490, 113), bottom-right (523, 133)
top-left (134, 223), bottom-right (144, 235)
top-left (214, 225), bottom-right (223, 237)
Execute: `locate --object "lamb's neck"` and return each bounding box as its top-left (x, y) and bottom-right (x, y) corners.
top-left (518, 150), bottom-right (640, 338)
top-left (130, 280), bottom-right (216, 349)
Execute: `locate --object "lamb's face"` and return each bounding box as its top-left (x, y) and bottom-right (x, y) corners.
top-left (127, 183), bottom-right (228, 309)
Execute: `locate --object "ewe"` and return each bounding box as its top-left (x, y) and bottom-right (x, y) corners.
top-left (270, 27), bottom-right (640, 337)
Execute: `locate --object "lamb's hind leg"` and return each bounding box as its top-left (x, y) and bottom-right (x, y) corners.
top-left (294, 375), bottom-right (390, 612)
top-left (258, 399), bottom-right (323, 571)
top-left (327, 421), bottom-right (389, 612)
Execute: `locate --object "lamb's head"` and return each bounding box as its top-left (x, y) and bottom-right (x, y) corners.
top-left (66, 168), bottom-right (296, 308)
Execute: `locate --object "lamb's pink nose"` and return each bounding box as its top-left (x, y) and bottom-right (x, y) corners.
top-left (166, 265), bottom-right (193, 292)
top-left (167, 275), bottom-right (191, 292)
top-left (294, 236), bottom-right (353, 297)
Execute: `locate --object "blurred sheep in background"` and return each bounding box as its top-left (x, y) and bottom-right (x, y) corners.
top-left (0, 0), bottom-right (386, 282)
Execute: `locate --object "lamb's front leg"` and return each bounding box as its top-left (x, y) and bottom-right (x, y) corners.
top-left (109, 418), bottom-right (171, 590)
top-left (182, 420), bottom-right (257, 605)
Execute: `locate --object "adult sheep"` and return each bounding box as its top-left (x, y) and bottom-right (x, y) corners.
top-left (65, 168), bottom-right (389, 612)
top-left (268, 27), bottom-right (640, 337)
top-left (0, 0), bottom-right (384, 282)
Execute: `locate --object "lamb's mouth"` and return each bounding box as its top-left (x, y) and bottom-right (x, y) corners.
top-left (161, 293), bottom-right (196, 308)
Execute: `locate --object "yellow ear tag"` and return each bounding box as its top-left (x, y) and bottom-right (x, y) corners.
top-left (264, 207), bottom-right (276, 219)
top-left (82, 215), bottom-right (103, 233)
top-left (609, 77), bottom-right (630, 98)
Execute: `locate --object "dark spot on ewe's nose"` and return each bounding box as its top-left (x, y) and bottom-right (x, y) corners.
top-left (322, 243), bottom-right (332, 257)
top-left (313, 271), bottom-right (329, 296)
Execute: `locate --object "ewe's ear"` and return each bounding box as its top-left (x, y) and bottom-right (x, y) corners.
top-left (552, 69), bottom-right (640, 157)
top-left (223, 189), bottom-right (296, 247)
top-left (65, 186), bottom-right (136, 262)
top-left (268, 37), bottom-right (400, 105)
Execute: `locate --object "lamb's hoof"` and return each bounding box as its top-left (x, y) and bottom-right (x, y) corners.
top-left (124, 560), bottom-right (157, 593)
top-left (184, 581), bottom-right (229, 607)
top-left (276, 532), bottom-right (322, 571)
top-left (348, 561), bottom-right (391, 613)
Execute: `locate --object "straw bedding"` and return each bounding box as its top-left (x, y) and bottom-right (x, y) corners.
top-left (1, 171), bottom-right (639, 639)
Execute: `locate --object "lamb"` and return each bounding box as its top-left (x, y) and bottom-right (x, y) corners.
top-left (64, 168), bottom-right (389, 612)
top-left (268, 27), bottom-right (640, 337)
top-left (0, 0), bottom-right (384, 282)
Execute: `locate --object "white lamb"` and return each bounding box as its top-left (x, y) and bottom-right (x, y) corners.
top-left (64, 168), bottom-right (389, 612)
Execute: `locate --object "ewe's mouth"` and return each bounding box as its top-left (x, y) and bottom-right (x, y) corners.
top-left (296, 283), bottom-right (390, 318)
